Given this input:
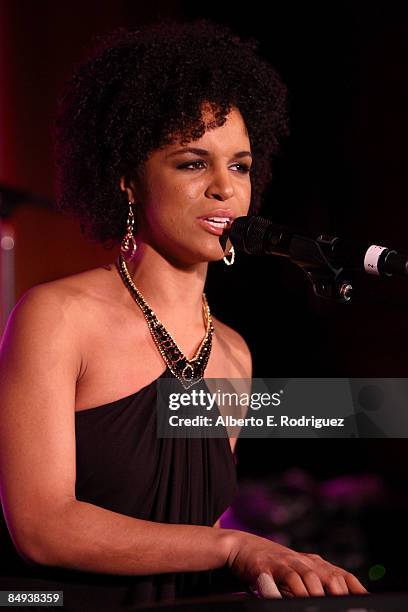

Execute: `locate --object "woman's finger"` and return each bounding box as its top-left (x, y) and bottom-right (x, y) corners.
top-left (324, 573), bottom-right (349, 595)
top-left (254, 572), bottom-right (282, 598)
top-left (302, 554), bottom-right (369, 597)
top-left (301, 570), bottom-right (326, 597)
top-left (336, 574), bottom-right (350, 595)
top-left (323, 563), bottom-right (369, 595)
top-left (343, 572), bottom-right (370, 594)
top-left (289, 557), bottom-right (327, 597)
top-left (276, 568), bottom-right (310, 597)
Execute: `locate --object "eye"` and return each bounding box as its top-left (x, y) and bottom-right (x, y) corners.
top-left (177, 160), bottom-right (206, 170)
top-left (232, 163), bottom-right (252, 174)
top-left (177, 161), bottom-right (251, 173)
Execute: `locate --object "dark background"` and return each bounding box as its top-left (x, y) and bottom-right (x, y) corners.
top-left (1, 0), bottom-right (407, 594)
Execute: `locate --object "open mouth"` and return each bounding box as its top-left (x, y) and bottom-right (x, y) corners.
top-left (197, 216), bottom-right (232, 236)
top-left (203, 216), bottom-right (231, 230)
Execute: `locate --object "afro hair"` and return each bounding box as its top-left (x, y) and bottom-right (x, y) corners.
top-left (54, 18), bottom-right (289, 247)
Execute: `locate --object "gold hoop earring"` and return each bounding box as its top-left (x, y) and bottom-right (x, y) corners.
top-left (120, 201), bottom-right (137, 260)
top-left (223, 244), bottom-right (235, 266)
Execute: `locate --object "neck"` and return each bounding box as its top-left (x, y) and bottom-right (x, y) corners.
top-left (119, 242), bottom-right (209, 329)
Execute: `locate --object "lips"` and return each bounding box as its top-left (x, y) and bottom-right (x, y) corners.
top-left (197, 209), bottom-right (236, 235)
top-left (197, 218), bottom-right (234, 236)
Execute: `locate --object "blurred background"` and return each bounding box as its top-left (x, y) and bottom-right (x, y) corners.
top-left (1, 0), bottom-right (407, 594)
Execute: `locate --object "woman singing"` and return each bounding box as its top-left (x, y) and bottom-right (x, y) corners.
top-left (0, 18), bottom-right (368, 607)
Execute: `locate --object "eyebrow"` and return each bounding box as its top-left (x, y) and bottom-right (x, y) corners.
top-left (166, 147), bottom-right (252, 159)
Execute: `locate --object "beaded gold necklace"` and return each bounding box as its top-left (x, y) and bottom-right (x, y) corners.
top-left (116, 254), bottom-right (213, 389)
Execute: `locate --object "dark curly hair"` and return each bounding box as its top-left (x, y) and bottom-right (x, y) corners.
top-left (54, 18), bottom-right (289, 247)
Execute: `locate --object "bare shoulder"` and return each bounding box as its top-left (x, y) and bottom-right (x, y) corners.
top-left (4, 262), bottom-right (119, 332)
top-left (3, 281), bottom-right (76, 348)
top-left (23, 262), bottom-right (119, 305)
top-left (0, 281), bottom-right (83, 387)
top-left (212, 315), bottom-right (252, 378)
top-left (212, 315), bottom-right (252, 359)
top-left (0, 263), bottom-right (121, 375)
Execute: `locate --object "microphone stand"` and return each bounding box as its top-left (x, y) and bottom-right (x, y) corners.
top-left (227, 216), bottom-right (355, 304)
top-left (281, 233), bottom-right (408, 311)
top-left (230, 215), bottom-right (408, 306)
top-left (287, 234), bottom-right (353, 303)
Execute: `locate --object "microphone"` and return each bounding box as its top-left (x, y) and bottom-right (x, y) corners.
top-left (229, 215), bottom-right (408, 278)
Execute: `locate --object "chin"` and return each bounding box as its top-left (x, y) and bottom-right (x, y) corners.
top-left (162, 230), bottom-right (228, 264)
top-left (201, 246), bottom-right (226, 263)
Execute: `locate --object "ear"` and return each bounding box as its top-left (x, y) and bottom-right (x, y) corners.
top-left (119, 176), bottom-right (137, 203)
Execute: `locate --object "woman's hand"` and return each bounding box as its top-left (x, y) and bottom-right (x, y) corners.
top-left (226, 530), bottom-right (369, 598)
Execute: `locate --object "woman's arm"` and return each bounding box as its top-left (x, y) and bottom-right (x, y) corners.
top-left (0, 286), bottom-right (368, 596)
top-left (0, 285), bottom-right (80, 565)
top-left (0, 285), bottom-right (234, 574)
top-left (0, 285), bottom-right (230, 574)
top-left (37, 499), bottom-right (232, 574)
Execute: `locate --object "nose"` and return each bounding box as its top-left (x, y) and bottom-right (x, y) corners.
top-left (205, 166), bottom-right (234, 201)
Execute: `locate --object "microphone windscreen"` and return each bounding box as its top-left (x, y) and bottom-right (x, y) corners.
top-left (229, 216), bottom-right (271, 255)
